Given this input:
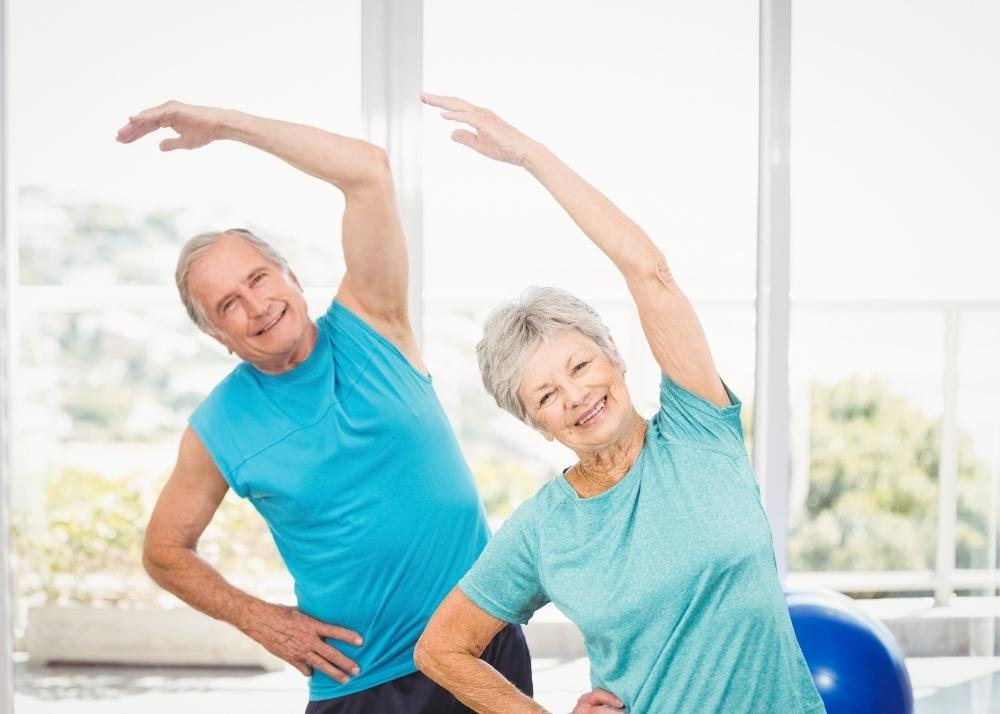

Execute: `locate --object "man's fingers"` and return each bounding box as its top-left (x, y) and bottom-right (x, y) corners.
top-left (292, 661), bottom-right (312, 677)
top-left (115, 116), bottom-right (164, 144)
top-left (306, 653), bottom-right (352, 684)
top-left (159, 136), bottom-right (185, 152)
top-left (316, 640), bottom-right (360, 676)
top-left (318, 622), bottom-right (363, 646)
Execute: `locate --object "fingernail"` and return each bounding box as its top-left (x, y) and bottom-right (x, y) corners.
top-left (352, 666), bottom-right (360, 675)
top-left (355, 637), bottom-right (363, 646)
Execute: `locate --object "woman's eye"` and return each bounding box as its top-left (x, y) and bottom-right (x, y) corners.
top-left (222, 299), bottom-right (236, 313)
top-left (252, 272), bottom-right (267, 284)
top-left (539, 392), bottom-right (554, 406)
top-left (573, 361), bottom-right (589, 372)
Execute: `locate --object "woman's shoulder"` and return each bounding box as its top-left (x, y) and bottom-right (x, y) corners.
top-left (505, 475), bottom-right (575, 528)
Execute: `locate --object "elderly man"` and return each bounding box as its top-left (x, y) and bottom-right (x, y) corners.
top-left (115, 101), bottom-right (533, 713)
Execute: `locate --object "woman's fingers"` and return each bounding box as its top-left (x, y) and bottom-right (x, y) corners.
top-left (450, 129), bottom-right (480, 149)
top-left (422, 93), bottom-right (474, 112)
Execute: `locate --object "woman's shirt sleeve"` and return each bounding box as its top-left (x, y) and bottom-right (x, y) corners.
top-left (652, 372), bottom-right (747, 457)
top-left (458, 498), bottom-right (550, 625)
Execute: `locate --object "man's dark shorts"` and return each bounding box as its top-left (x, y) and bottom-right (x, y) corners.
top-left (304, 624), bottom-right (532, 713)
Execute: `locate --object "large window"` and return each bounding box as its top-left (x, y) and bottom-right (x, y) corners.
top-left (8, 0), bottom-right (361, 654)
top-left (422, 0), bottom-right (760, 509)
top-left (786, 1), bottom-right (1000, 593)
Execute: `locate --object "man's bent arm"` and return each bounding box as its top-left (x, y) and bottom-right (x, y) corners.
top-left (144, 427), bottom-right (363, 682)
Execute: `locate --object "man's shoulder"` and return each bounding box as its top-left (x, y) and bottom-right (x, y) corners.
top-left (191, 362), bottom-right (258, 423)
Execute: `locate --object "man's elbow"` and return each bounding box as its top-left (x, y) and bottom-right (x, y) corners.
top-left (141, 533), bottom-right (182, 584)
top-left (141, 537), bottom-right (164, 579)
top-left (352, 144), bottom-right (393, 190)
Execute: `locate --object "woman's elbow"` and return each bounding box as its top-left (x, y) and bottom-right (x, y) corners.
top-left (413, 630), bottom-right (443, 679)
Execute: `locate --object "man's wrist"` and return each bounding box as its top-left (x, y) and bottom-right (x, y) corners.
top-left (215, 108), bottom-right (248, 143)
top-left (230, 592), bottom-right (270, 634)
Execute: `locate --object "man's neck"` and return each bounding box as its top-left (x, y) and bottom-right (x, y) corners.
top-left (253, 321), bottom-right (319, 375)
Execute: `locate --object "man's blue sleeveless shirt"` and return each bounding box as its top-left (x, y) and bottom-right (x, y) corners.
top-left (189, 299), bottom-right (490, 701)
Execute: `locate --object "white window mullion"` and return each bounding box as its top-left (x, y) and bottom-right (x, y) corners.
top-left (361, 0), bottom-right (424, 346)
top-left (754, 0), bottom-right (793, 580)
top-left (1, 0), bottom-right (15, 708)
top-left (935, 309), bottom-right (960, 605)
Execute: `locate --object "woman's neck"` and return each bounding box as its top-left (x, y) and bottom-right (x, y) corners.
top-left (568, 411), bottom-right (648, 497)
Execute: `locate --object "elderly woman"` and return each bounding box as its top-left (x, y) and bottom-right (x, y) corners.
top-left (414, 95), bottom-right (825, 714)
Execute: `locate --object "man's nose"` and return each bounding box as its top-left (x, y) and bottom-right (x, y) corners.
top-left (244, 290), bottom-right (269, 316)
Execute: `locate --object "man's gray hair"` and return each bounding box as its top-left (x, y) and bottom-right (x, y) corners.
top-left (476, 286), bottom-right (625, 425)
top-left (175, 228), bottom-right (291, 335)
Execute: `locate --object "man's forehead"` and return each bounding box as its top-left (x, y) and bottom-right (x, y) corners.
top-left (189, 239), bottom-right (274, 287)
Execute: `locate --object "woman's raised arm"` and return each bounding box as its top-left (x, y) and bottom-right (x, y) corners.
top-left (423, 94), bottom-right (729, 407)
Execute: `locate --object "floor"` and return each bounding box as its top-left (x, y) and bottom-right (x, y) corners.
top-left (10, 655), bottom-right (1000, 713)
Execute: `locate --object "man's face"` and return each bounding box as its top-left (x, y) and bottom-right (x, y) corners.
top-left (187, 236), bottom-right (314, 373)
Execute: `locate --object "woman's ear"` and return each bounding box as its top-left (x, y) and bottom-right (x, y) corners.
top-left (607, 334), bottom-right (626, 374)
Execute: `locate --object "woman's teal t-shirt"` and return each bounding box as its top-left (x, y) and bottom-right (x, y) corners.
top-left (459, 375), bottom-right (825, 713)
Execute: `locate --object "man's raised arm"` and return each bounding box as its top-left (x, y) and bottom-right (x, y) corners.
top-left (116, 101), bottom-right (419, 362)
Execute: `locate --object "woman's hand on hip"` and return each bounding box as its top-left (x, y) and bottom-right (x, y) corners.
top-left (571, 687), bottom-right (626, 713)
top-left (423, 93), bottom-right (538, 167)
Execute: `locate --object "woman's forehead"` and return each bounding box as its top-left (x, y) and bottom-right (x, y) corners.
top-left (519, 330), bottom-right (599, 383)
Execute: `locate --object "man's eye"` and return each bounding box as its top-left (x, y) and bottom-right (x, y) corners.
top-left (573, 361), bottom-right (589, 372)
top-left (252, 272), bottom-right (267, 284)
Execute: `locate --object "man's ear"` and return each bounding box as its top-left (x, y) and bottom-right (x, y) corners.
top-left (209, 331), bottom-right (234, 355)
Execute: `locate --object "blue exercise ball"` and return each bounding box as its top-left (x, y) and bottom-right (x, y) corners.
top-left (786, 588), bottom-right (913, 714)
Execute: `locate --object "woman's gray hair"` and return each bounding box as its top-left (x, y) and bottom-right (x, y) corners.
top-left (476, 286), bottom-right (625, 425)
top-left (175, 228), bottom-right (291, 335)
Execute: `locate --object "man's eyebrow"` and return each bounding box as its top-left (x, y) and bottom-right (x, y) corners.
top-left (215, 266), bottom-right (269, 313)
top-left (215, 291), bottom-right (237, 315)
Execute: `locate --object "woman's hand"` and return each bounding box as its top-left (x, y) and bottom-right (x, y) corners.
top-left (422, 93), bottom-right (537, 167)
top-left (571, 688), bottom-right (625, 712)
top-left (116, 100), bottom-right (227, 151)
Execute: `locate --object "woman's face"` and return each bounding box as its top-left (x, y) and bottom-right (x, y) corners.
top-left (517, 329), bottom-right (634, 453)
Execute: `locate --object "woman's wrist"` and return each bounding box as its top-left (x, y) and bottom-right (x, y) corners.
top-left (519, 139), bottom-right (551, 172)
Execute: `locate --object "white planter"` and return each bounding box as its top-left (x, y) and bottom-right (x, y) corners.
top-left (26, 605), bottom-right (285, 671)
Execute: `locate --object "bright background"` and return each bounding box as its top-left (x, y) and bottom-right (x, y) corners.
top-left (4, 0), bottom-right (1000, 710)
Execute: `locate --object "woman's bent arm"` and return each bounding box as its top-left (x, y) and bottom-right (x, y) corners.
top-left (415, 588), bottom-right (547, 714)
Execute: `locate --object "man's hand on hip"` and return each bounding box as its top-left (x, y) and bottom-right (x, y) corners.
top-left (244, 602), bottom-right (364, 683)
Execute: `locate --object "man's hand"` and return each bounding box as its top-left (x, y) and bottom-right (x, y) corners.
top-left (245, 602), bottom-right (364, 683)
top-left (570, 688), bottom-right (626, 713)
top-left (422, 94), bottom-right (537, 167)
top-left (116, 100), bottom-right (227, 151)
